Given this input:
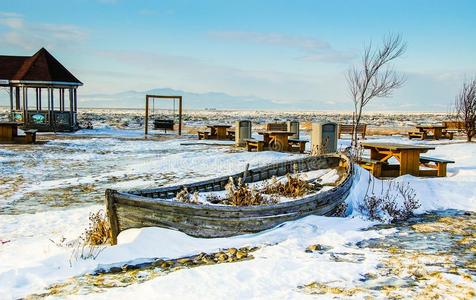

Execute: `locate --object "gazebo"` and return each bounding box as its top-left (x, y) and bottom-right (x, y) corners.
top-left (0, 48), bottom-right (82, 132)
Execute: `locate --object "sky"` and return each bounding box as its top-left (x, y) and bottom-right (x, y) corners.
top-left (0, 0), bottom-right (475, 111)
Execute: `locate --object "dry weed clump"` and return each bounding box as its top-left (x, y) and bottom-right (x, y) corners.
top-left (225, 177), bottom-right (274, 206)
top-left (262, 174), bottom-right (320, 198)
top-left (83, 210), bottom-right (111, 246)
top-left (359, 178), bottom-right (420, 223)
top-left (176, 187), bottom-right (199, 204)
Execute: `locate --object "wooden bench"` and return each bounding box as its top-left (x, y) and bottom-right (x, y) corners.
top-left (358, 157), bottom-right (384, 177)
top-left (197, 131), bottom-right (211, 140)
top-left (24, 129), bottom-right (37, 144)
top-left (227, 129), bottom-right (235, 141)
top-left (419, 156), bottom-right (455, 177)
top-left (338, 124), bottom-right (367, 139)
top-left (442, 121), bottom-right (465, 133)
top-left (441, 130), bottom-right (454, 140)
top-left (288, 139), bottom-right (308, 153)
top-left (408, 131), bottom-right (427, 140)
top-left (245, 139), bottom-right (264, 152)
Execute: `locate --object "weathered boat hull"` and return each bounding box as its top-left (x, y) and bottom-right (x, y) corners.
top-left (105, 153), bottom-right (353, 244)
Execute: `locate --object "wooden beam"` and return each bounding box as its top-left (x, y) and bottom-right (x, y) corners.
top-left (9, 86), bottom-right (13, 111)
top-left (178, 96), bottom-right (182, 135)
top-left (38, 88), bottom-right (42, 110)
top-left (22, 86), bottom-right (27, 124)
top-left (145, 95), bottom-right (149, 135)
top-left (15, 87), bottom-right (20, 110)
top-left (69, 89), bottom-right (74, 126)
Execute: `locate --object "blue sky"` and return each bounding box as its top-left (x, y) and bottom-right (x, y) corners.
top-left (0, 0), bottom-right (475, 111)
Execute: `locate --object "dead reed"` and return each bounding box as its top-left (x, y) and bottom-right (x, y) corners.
top-left (262, 174), bottom-right (319, 198)
top-left (224, 177), bottom-right (273, 206)
top-left (176, 187), bottom-right (199, 204)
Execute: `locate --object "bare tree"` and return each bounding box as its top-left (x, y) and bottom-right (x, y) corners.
top-left (454, 78), bottom-right (476, 142)
top-left (347, 34), bottom-right (406, 147)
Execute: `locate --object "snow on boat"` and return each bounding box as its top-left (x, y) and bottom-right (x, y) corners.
top-left (105, 153), bottom-right (353, 244)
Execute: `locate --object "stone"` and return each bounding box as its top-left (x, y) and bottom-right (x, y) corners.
top-left (226, 248), bottom-right (238, 257)
top-left (305, 244), bottom-right (322, 252)
top-left (216, 253), bottom-right (228, 262)
top-left (235, 250), bottom-right (247, 260)
top-left (177, 258), bottom-right (192, 265)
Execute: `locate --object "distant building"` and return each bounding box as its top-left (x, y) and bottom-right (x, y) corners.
top-left (0, 48), bottom-right (82, 132)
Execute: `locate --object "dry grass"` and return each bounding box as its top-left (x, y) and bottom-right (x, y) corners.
top-left (224, 177), bottom-right (274, 206)
top-left (83, 210), bottom-right (111, 246)
top-left (262, 174), bottom-right (320, 198)
top-left (176, 187), bottom-right (199, 204)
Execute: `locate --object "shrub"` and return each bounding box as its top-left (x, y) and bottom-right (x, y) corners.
top-left (359, 179), bottom-right (420, 223)
top-left (83, 210), bottom-right (111, 246)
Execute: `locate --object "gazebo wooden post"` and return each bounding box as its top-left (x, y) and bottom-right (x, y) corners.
top-left (47, 87), bottom-right (52, 126)
top-left (22, 86), bottom-right (27, 124)
top-left (35, 88), bottom-right (39, 110)
top-left (15, 87), bottom-right (20, 110)
top-left (9, 86), bottom-right (13, 111)
top-left (38, 88), bottom-right (42, 110)
top-left (145, 95), bottom-right (149, 135)
top-left (178, 96), bottom-right (182, 135)
top-left (69, 89), bottom-right (74, 125)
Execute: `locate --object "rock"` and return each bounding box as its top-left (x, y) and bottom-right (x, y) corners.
top-left (226, 248), bottom-right (238, 257)
top-left (108, 267), bottom-right (122, 273)
top-left (305, 244), bottom-right (322, 252)
top-left (216, 253), bottom-right (228, 262)
top-left (235, 250), bottom-right (247, 259)
top-left (161, 261), bottom-right (172, 269)
top-left (177, 258), bottom-right (192, 265)
top-left (151, 259), bottom-right (164, 268)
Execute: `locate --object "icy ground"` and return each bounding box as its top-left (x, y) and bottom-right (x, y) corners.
top-left (0, 127), bottom-right (475, 299)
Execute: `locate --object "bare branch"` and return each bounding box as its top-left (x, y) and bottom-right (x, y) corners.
top-left (347, 33), bottom-right (406, 146)
top-left (454, 78), bottom-right (476, 141)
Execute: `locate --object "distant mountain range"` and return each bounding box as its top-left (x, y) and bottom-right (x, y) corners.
top-left (80, 88), bottom-right (345, 111)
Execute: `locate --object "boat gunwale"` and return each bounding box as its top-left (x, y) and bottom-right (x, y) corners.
top-left (111, 153), bottom-right (353, 213)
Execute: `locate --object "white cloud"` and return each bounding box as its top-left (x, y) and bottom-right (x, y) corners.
top-left (0, 12), bottom-right (87, 51)
top-left (208, 31), bottom-right (355, 63)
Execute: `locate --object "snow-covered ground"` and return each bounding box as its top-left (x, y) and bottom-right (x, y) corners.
top-left (0, 128), bottom-right (475, 299)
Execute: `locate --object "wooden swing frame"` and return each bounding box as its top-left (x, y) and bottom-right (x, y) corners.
top-left (145, 95), bottom-right (182, 135)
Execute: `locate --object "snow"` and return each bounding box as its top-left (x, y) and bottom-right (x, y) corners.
top-left (1, 130), bottom-right (475, 299)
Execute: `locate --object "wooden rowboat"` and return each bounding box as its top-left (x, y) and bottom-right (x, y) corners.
top-left (105, 153), bottom-right (353, 244)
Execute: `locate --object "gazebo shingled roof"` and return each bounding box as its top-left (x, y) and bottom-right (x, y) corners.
top-left (0, 48), bottom-right (82, 85)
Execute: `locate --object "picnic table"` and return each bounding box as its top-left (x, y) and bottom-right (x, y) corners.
top-left (207, 125), bottom-right (232, 140)
top-left (0, 122), bottom-right (22, 142)
top-left (414, 124), bottom-right (448, 140)
top-left (258, 131), bottom-right (295, 151)
top-left (360, 142), bottom-right (436, 177)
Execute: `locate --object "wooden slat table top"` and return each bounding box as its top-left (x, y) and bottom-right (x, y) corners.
top-left (415, 124), bottom-right (447, 129)
top-left (206, 125), bottom-right (232, 128)
top-left (258, 131), bottom-right (295, 135)
top-left (360, 142), bottom-right (435, 151)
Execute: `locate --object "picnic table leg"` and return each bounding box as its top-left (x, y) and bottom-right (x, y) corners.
top-left (434, 128), bottom-right (442, 140)
top-left (216, 127), bottom-right (227, 140)
top-left (370, 149), bottom-right (386, 161)
top-left (399, 150), bottom-right (420, 176)
top-left (437, 162), bottom-right (448, 177)
top-left (263, 134), bottom-right (270, 147)
top-left (373, 163), bottom-right (382, 177)
top-left (272, 135), bottom-right (289, 151)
